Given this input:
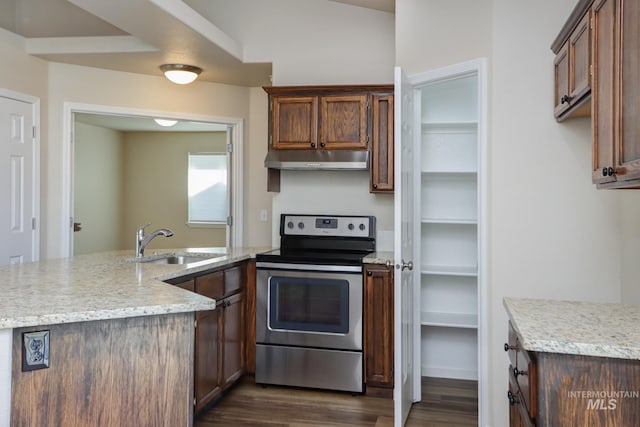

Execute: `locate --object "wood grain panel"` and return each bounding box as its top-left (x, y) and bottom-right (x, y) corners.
top-left (195, 306), bottom-right (222, 413)
top-left (537, 352), bottom-right (640, 426)
top-left (196, 270), bottom-right (224, 299)
top-left (11, 313), bottom-right (194, 427)
top-left (370, 94), bottom-right (394, 193)
top-left (244, 260), bottom-right (256, 375)
top-left (272, 96), bottom-right (317, 150)
top-left (363, 264), bottom-right (393, 395)
top-left (320, 94), bottom-right (368, 150)
top-left (221, 293), bottom-right (244, 387)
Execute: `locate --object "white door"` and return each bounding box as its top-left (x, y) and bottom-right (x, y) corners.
top-left (394, 67), bottom-right (417, 426)
top-left (0, 94), bottom-right (38, 265)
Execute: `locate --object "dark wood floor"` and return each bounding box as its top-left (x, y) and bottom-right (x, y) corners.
top-left (194, 377), bottom-right (478, 427)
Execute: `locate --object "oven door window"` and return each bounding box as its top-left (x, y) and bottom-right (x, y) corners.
top-left (268, 276), bottom-right (349, 334)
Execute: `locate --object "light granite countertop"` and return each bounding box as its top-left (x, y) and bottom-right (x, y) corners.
top-left (363, 251), bottom-right (394, 265)
top-left (0, 247), bottom-right (271, 330)
top-left (504, 297), bottom-right (640, 360)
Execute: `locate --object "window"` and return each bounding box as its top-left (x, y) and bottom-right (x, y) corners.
top-left (188, 152), bottom-right (228, 225)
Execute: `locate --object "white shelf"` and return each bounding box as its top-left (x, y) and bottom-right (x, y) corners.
top-left (422, 218), bottom-right (477, 225)
top-left (421, 311), bottom-right (478, 329)
top-left (421, 121), bottom-right (478, 131)
top-left (421, 264), bottom-right (477, 276)
top-left (422, 170), bottom-right (477, 175)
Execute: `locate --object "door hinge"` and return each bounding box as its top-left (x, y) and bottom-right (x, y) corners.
top-left (590, 64), bottom-right (593, 76)
top-left (227, 142), bottom-right (233, 153)
top-left (32, 126), bottom-right (37, 138)
top-left (366, 134), bottom-right (370, 144)
top-left (32, 218), bottom-right (36, 230)
top-left (366, 101), bottom-right (370, 110)
top-left (194, 319), bottom-right (197, 329)
top-left (227, 216), bottom-right (233, 226)
top-left (193, 397), bottom-right (197, 406)
top-left (269, 135), bottom-right (272, 146)
top-left (269, 101), bottom-right (273, 112)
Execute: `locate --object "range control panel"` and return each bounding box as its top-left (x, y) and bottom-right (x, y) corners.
top-left (281, 214), bottom-right (375, 238)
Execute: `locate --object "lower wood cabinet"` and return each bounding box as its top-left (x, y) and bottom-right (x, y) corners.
top-left (505, 321), bottom-right (640, 426)
top-left (363, 263), bottom-right (394, 397)
top-left (166, 262), bottom-right (247, 415)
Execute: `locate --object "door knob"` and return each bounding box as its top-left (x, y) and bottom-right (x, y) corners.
top-left (396, 260), bottom-right (413, 271)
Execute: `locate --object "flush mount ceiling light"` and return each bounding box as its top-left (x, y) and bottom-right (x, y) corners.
top-left (160, 64), bottom-right (202, 85)
top-left (153, 118), bottom-right (178, 127)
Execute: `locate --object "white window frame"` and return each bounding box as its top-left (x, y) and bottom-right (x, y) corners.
top-left (62, 103), bottom-right (244, 253)
top-left (187, 151), bottom-right (230, 227)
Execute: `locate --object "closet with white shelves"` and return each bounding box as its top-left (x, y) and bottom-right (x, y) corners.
top-left (419, 74), bottom-right (479, 380)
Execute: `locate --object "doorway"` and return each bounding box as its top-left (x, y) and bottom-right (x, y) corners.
top-left (62, 104), bottom-right (244, 256)
top-left (404, 58), bottom-right (488, 426)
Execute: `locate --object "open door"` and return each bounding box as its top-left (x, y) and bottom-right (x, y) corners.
top-left (393, 67), bottom-right (417, 426)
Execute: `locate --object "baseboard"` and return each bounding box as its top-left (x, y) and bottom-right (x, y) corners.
top-left (421, 365), bottom-right (478, 381)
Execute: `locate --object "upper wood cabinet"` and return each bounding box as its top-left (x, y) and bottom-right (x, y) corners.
top-left (554, 0), bottom-right (640, 188)
top-left (263, 85), bottom-right (394, 193)
top-left (370, 93), bottom-right (394, 192)
top-left (553, 8), bottom-right (591, 121)
top-left (591, 0), bottom-right (640, 187)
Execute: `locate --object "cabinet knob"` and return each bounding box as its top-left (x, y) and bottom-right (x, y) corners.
top-left (507, 390), bottom-right (520, 406)
top-left (603, 166), bottom-right (615, 177)
top-left (373, 183), bottom-right (378, 189)
top-left (513, 367), bottom-right (527, 378)
top-left (561, 94), bottom-right (572, 104)
top-left (310, 142), bottom-right (316, 148)
top-left (320, 142), bottom-right (326, 148)
top-left (504, 343), bottom-right (517, 352)
top-left (367, 271), bottom-right (373, 276)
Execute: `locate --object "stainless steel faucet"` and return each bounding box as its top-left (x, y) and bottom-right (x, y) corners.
top-left (135, 223), bottom-right (174, 258)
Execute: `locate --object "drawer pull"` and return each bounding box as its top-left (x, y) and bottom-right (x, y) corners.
top-left (504, 342), bottom-right (518, 352)
top-left (507, 390), bottom-right (520, 406)
top-left (513, 367), bottom-right (528, 377)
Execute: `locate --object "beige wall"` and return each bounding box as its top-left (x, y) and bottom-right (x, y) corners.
top-left (73, 122), bottom-right (125, 254)
top-left (46, 63), bottom-right (261, 258)
top-left (397, 0), bottom-right (629, 426)
top-left (122, 131), bottom-right (227, 251)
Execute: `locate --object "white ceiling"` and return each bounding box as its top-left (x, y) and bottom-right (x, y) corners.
top-left (0, 0), bottom-right (393, 87)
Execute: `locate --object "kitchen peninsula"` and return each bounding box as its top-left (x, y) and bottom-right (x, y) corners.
top-left (0, 248), bottom-right (263, 427)
top-left (503, 297), bottom-right (640, 426)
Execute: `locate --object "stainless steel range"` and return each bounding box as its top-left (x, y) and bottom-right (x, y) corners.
top-left (255, 214), bottom-right (376, 393)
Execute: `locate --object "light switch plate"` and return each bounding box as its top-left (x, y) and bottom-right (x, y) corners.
top-left (22, 330), bottom-right (50, 371)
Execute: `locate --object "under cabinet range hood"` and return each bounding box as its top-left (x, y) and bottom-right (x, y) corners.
top-left (263, 150), bottom-right (369, 170)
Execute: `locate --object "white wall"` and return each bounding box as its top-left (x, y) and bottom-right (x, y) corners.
top-left (397, 1), bottom-right (626, 426)
top-left (45, 63), bottom-right (266, 258)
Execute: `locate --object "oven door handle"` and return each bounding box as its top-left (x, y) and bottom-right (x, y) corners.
top-left (256, 262), bottom-right (362, 273)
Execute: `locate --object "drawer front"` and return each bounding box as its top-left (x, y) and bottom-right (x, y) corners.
top-left (508, 365), bottom-right (536, 427)
top-left (172, 278), bottom-right (195, 292)
top-left (513, 354), bottom-right (536, 421)
top-left (196, 270), bottom-right (224, 299)
top-left (224, 264), bottom-right (245, 295)
top-left (506, 321), bottom-right (519, 367)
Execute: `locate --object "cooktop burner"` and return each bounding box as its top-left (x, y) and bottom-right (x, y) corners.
top-left (255, 214), bottom-right (376, 266)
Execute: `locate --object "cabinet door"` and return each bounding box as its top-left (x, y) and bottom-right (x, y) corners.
top-left (554, 43), bottom-right (571, 118)
top-left (194, 307), bottom-right (222, 413)
top-left (370, 94), bottom-right (394, 193)
top-left (271, 96), bottom-right (318, 150)
top-left (363, 264), bottom-right (394, 392)
top-left (221, 292), bottom-right (245, 388)
top-left (615, 0), bottom-right (640, 182)
top-left (196, 270), bottom-right (224, 300)
top-left (591, 0), bottom-right (617, 185)
top-left (319, 94), bottom-right (368, 150)
top-left (569, 11), bottom-right (591, 104)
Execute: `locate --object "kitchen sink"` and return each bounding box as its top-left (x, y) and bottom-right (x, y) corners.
top-left (145, 255), bottom-right (212, 264)
top-left (132, 253), bottom-right (222, 265)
